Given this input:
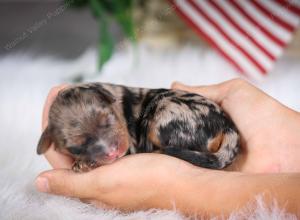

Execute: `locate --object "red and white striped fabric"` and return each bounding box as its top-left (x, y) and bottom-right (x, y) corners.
top-left (170, 0), bottom-right (300, 80)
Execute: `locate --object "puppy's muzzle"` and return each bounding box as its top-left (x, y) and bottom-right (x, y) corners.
top-left (87, 144), bottom-right (119, 164)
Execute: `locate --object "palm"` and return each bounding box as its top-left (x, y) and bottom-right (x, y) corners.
top-left (173, 80), bottom-right (300, 173)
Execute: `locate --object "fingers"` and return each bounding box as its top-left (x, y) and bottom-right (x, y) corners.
top-left (35, 169), bottom-right (98, 199)
top-left (41, 84), bottom-right (72, 169)
top-left (44, 144), bottom-right (74, 169)
top-left (171, 78), bottom-right (247, 104)
top-left (171, 81), bottom-right (223, 103)
top-left (42, 84), bottom-right (69, 129)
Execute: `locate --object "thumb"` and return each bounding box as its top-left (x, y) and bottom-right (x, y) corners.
top-left (171, 79), bottom-right (240, 104)
top-left (35, 169), bottom-right (97, 199)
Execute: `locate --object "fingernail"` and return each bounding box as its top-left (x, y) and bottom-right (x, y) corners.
top-left (35, 177), bottom-right (49, 193)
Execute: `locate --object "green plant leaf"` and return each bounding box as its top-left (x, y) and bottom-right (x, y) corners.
top-left (98, 15), bottom-right (114, 70)
top-left (69, 0), bottom-right (137, 70)
top-left (89, 0), bottom-right (101, 17)
top-left (111, 0), bottom-right (136, 42)
top-left (89, 0), bottom-right (114, 70)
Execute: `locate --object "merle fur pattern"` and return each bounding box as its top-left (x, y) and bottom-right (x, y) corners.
top-left (37, 83), bottom-right (240, 171)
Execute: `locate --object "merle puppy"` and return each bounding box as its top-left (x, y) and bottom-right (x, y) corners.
top-left (37, 83), bottom-right (240, 172)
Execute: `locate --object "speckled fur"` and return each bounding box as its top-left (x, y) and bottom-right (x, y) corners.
top-left (37, 82), bottom-right (240, 171)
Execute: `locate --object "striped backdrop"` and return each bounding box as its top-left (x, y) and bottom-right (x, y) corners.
top-left (170, 0), bottom-right (300, 80)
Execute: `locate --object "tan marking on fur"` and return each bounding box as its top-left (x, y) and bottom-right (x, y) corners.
top-left (207, 132), bottom-right (223, 153)
top-left (111, 105), bottom-right (131, 153)
top-left (214, 131), bottom-right (239, 168)
top-left (148, 122), bottom-right (162, 148)
top-left (155, 99), bottom-right (198, 129)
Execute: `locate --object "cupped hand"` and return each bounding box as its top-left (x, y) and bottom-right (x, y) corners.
top-left (37, 85), bottom-right (202, 210)
top-left (40, 80), bottom-right (300, 173)
top-left (41, 84), bottom-right (74, 169)
top-left (36, 79), bottom-right (300, 213)
top-left (36, 152), bottom-right (200, 211)
top-left (172, 79), bottom-right (300, 173)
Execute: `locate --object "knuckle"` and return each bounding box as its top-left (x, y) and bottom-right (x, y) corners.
top-left (48, 172), bottom-right (76, 196)
top-left (221, 78), bottom-right (250, 95)
top-left (171, 81), bottom-right (179, 89)
top-left (230, 78), bottom-right (249, 88)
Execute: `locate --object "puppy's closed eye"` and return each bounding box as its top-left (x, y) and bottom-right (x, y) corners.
top-left (68, 146), bottom-right (85, 155)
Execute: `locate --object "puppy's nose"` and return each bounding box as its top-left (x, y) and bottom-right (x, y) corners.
top-left (105, 147), bottom-right (119, 159)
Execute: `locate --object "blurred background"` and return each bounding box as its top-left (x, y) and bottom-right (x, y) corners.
top-left (0, 1), bottom-right (300, 219)
top-left (1, 1), bottom-right (300, 59)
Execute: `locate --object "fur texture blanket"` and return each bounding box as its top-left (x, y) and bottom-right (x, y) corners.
top-left (0, 45), bottom-right (299, 219)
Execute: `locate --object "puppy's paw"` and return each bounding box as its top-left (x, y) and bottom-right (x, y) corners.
top-left (72, 160), bottom-right (100, 172)
top-left (72, 160), bottom-right (93, 173)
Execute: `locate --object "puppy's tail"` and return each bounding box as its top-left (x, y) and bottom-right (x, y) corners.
top-left (162, 130), bottom-right (240, 169)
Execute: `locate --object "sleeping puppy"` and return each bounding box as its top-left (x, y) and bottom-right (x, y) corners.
top-left (37, 83), bottom-right (240, 172)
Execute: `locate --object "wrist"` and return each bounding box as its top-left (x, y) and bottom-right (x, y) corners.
top-left (168, 168), bottom-right (252, 216)
top-left (165, 166), bottom-right (228, 215)
top-left (276, 108), bottom-right (300, 172)
top-left (170, 170), bottom-right (300, 216)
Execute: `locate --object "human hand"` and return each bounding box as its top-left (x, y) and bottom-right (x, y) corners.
top-left (35, 80), bottom-right (300, 215)
top-left (36, 151), bottom-right (203, 211)
top-left (172, 79), bottom-right (300, 173)
top-left (37, 85), bottom-right (205, 211)
top-left (36, 156), bottom-right (300, 216)
top-left (40, 84), bottom-right (74, 169)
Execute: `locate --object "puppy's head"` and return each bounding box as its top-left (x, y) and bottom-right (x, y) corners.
top-left (37, 83), bottom-right (130, 166)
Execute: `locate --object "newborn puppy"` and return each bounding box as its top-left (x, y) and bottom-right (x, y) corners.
top-left (37, 83), bottom-right (240, 172)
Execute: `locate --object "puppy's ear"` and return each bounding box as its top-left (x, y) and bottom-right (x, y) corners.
top-left (37, 126), bottom-right (52, 155)
top-left (94, 84), bottom-right (116, 104)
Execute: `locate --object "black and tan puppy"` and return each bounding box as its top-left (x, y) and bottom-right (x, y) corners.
top-left (37, 83), bottom-right (240, 172)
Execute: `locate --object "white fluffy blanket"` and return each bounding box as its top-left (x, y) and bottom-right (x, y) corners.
top-left (0, 45), bottom-right (299, 219)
